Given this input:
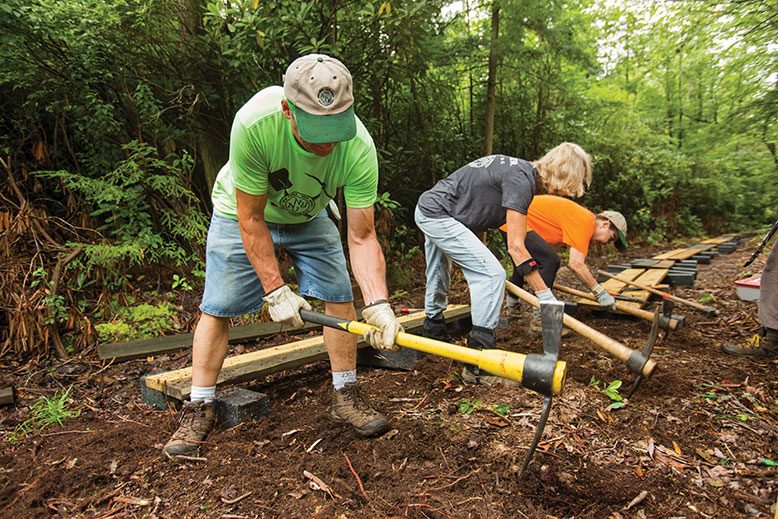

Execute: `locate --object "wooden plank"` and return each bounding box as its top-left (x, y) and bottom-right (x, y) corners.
top-left (616, 268), bottom-right (669, 310)
top-left (654, 235), bottom-right (736, 260)
top-left (600, 268), bottom-right (646, 293)
top-left (654, 243), bottom-right (715, 261)
top-left (667, 243), bottom-right (715, 260)
top-left (579, 268), bottom-right (646, 308)
top-left (144, 305), bottom-right (471, 401)
top-left (701, 234), bottom-right (736, 244)
top-left (98, 320), bottom-right (322, 361)
top-left (0, 387), bottom-right (14, 406)
top-left (632, 259), bottom-right (675, 269)
top-left (653, 248), bottom-right (687, 260)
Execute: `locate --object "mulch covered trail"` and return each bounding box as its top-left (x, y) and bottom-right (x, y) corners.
top-left (0, 240), bottom-right (776, 518)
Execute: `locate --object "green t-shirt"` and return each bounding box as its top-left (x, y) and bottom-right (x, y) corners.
top-left (211, 86), bottom-right (379, 223)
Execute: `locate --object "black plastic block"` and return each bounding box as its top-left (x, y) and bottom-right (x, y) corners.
top-left (357, 347), bottom-right (424, 371)
top-left (214, 387), bottom-right (270, 428)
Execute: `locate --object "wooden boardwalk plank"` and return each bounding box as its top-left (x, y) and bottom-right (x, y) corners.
top-left (616, 268), bottom-right (669, 310)
top-left (144, 305), bottom-right (470, 401)
top-left (701, 234), bottom-right (736, 244)
top-left (578, 268), bottom-right (669, 310)
top-left (666, 244), bottom-right (714, 260)
top-left (98, 321), bottom-right (322, 362)
top-left (578, 268), bottom-right (646, 308)
top-left (653, 249), bottom-right (687, 260)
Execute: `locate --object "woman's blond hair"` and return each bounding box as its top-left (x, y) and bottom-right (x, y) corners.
top-left (532, 142), bottom-right (592, 198)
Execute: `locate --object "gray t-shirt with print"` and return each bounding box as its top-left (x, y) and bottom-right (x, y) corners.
top-left (416, 155), bottom-right (537, 232)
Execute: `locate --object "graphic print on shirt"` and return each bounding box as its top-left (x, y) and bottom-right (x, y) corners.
top-left (467, 155), bottom-right (520, 169)
top-left (267, 168), bottom-right (329, 219)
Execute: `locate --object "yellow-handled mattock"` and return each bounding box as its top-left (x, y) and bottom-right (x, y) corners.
top-left (299, 300), bottom-right (567, 475)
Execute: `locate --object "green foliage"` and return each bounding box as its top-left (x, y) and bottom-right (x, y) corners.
top-left (375, 192), bottom-right (401, 213)
top-left (458, 398), bottom-right (481, 415)
top-left (698, 294), bottom-right (716, 304)
top-left (492, 403), bottom-right (510, 416)
top-left (37, 142), bottom-right (207, 273)
top-left (589, 376), bottom-right (626, 410)
top-left (95, 300), bottom-right (179, 343)
top-left (6, 386), bottom-right (80, 441)
top-left (172, 274), bottom-right (193, 291)
top-left (1, 0), bottom-right (776, 361)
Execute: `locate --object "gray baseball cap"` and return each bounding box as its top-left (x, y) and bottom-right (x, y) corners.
top-left (283, 54), bottom-right (356, 144)
top-left (598, 210), bottom-right (628, 251)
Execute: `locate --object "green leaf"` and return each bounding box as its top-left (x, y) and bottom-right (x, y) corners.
top-left (759, 458), bottom-right (777, 467)
top-left (606, 401), bottom-right (626, 411)
top-left (698, 294), bottom-right (716, 304)
top-left (492, 404), bottom-right (509, 416)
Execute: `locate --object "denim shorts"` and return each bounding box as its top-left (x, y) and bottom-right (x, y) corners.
top-left (200, 210), bottom-right (353, 317)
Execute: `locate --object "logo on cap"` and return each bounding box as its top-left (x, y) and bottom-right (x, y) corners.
top-left (317, 88), bottom-right (335, 107)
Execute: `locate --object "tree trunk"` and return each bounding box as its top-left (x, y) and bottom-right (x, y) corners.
top-left (677, 46), bottom-right (683, 148)
top-left (483, 1), bottom-right (500, 156)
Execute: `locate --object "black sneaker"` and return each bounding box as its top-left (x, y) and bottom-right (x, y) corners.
top-left (422, 314), bottom-right (450, 342)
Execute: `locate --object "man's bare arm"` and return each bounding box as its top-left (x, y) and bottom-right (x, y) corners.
top-left (235, 189), bottom-right (284, 292)
top-left (505, 209), bottom-right (547, 293)
top-left (568, 247), bottom-right (597, 288)
top-left (346, 205), bottom-right (389, 305)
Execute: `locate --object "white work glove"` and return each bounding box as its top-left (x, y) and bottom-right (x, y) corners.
top-left (362, 301), bottom-right (403, 351)
top-left (263, 285), bottom-right (312, 328)
top-left (591, 283), bottom-right (616, 310)
top-left (535, 288), bottom-right (558, 303)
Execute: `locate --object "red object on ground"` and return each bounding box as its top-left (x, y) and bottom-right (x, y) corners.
top-left (734, 275), bottom-right (761, 302)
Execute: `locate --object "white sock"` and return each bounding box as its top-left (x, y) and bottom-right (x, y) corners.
top-left (190, 385), bottom-right (216, 403)
top-left (332, 369), bottom-right (357, 391)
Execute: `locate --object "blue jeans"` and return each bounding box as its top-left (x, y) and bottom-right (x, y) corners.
top-left (414, 206), bottom-right (506, 330)
top-left (200, 210), bottom-right (353, 317)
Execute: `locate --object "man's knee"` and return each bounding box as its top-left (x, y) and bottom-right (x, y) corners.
top-left (325, 301), bottom-right (357, 319)
top-left (485, 263), bottom-right (506, 291)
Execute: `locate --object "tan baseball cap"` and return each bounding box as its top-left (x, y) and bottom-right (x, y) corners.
top-left (598, 210), bottom-right (628, 251)
top-left (283, 54), bottom-right (356, 144)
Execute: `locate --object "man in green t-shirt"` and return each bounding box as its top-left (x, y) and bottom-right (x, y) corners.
top-left (163, 55), bottom-right (402, 457)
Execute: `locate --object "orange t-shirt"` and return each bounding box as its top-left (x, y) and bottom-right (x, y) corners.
top-left (500, 195), bottom-right (596, 255)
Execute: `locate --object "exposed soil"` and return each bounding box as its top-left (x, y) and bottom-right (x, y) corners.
top-left (1, 239), bottom-right (776, 518)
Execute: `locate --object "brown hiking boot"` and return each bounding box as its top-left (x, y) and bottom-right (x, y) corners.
top-left (162, 400), bottom-right (216, 457)
top-left (331, 384), bottom-right (389, 437)
top-left (721, 332), bottom-right (778, 359)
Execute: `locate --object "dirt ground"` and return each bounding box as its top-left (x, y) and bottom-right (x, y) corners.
top-left (1, 238), bottom-right (776, 518)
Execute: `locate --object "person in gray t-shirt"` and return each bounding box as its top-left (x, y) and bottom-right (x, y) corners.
top-left (414, 143), bottom-right (592, 385)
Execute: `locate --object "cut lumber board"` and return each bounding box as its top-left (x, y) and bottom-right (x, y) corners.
top-left (0, 387), bottom-right (14, 406)
top-left (631, 259), bottom-right (676, 269)
top-left (615, 268), bottom-right (670, 310)
top-left (143, 305), bottom-right (471, 401)
top-left (701, 234), bottom-right (737, 244)
top-left (667, 244), bottom-right (715, 260)
top-left (580, 268), bottom-right (670, 311)
top-left (653, 248), bottom-right (687, 260)
top-left (654, 243), bottom-right (715, 261)
top-left (579, 268), bottom-right (646, 308)
top-left (98, 320), bottom-right (322, 362)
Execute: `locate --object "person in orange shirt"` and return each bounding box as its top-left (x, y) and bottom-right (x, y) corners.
top-left (501, 196), bottom-right (628, 319)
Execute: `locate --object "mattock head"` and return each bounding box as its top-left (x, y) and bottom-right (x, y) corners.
top-left (519, 300), bottom-right (565, 476)
top-left (627, 306), bottom-right (661, 399)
